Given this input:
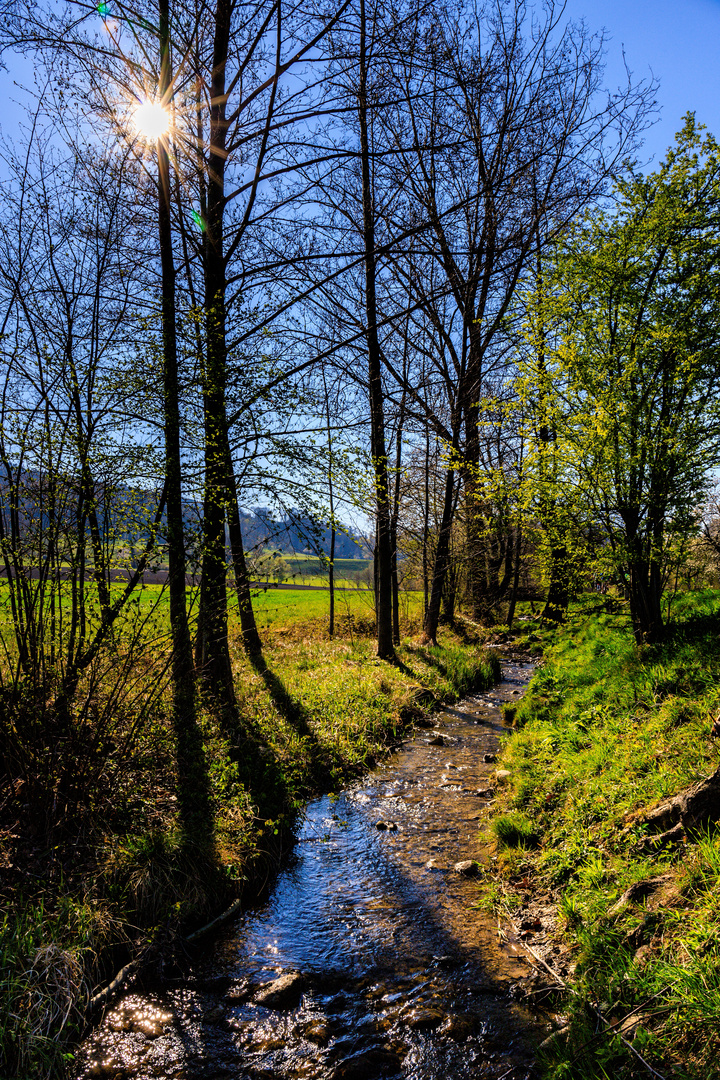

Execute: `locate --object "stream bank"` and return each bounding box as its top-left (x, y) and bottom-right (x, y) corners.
top-left (76, 660), bottom-right (559, 1080)
top-left (481, 594), bottom-right (720, 1079)
top-left (2, 625), bottom-right (505, 1080)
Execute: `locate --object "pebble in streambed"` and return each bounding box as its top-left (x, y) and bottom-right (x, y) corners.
top-left (75, 662), bottom-right (549, 1080)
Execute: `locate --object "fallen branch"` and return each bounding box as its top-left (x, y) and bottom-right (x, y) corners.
top-left (504, 913), bottom-right (668, 1080)
top-left (185, 899), bottom-right (243, 943)
top-left (88, 960), bottom-right (139, 1014)
top-left (88, 898), bottom-right (244, 1016)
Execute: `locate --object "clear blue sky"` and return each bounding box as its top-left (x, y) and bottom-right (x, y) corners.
top-left (562, 0), bottom-right (720, 165)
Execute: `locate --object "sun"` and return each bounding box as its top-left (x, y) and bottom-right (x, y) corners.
top-left (132, 100), bottom-right (170, 140)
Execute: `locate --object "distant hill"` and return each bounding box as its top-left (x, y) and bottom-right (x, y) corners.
top-left (0, 471), bottom-right (369, 564)
top-left (241, 507), bottom-right (369, 559)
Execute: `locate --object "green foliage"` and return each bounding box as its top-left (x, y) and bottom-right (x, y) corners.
top-left (487, 590), bottom-right (720, 1077)
top-left (493, 811), bottom-right (539, 849)
top-left (517, 116), bottom-right (720, 639)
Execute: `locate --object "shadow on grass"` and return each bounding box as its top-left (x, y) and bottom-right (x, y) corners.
top-left (665, 609), bottom-right (720, 651)
top-left (401, 642), bottom-right (450, 680)
top-left (437, 615), bottom-right (483, 645)
top-left (219, 652), bottom-right (341, 825)
top-left (175, 698), bottom-right (216, 855)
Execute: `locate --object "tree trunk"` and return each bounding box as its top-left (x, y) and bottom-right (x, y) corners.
top-left (463, 391), bottom-right (487, 623)
top-left (506, 524), bottom-right (522, 631)
top-left (328, 524), bottom-right (336, 637)
top-left (358, 0), bottom-right (393, 660)
top-left (541, 544), bottom-right (569, 624)
top-left (390, 390), bottom-right (406, 646)
top-left (628, 551), bottom-right (664, 644)
top-left (390, 514), bottom-right (399, 644)
top-left (421, 464), bottom-right (456, 645)
top-left (223, 428), bottom-right (263, 659)
top-left (422, 427), bottom-right (430, 619)
top-left (441, 570), bottom-right (456, 622)
top-left (327, 401), bottom-right (336, 638)
top-left (196, 0), bottom-right (237, 718)
top-left (157, 0), bottom-right (210, 843)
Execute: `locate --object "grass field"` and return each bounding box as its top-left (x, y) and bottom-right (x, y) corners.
top-left (246, 582), bottom-right (424, 632)
top-left (0, 576), bottom-right (401, 645)
top-left (252, 555), bottom-right (373, 589)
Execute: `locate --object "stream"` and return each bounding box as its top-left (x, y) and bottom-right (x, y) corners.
top-left (78, 660), bottom-right (555, 1080)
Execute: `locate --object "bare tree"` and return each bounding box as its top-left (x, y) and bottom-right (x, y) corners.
top-left (0, 126), bottom-right (176, 827)
top-left (375, 0), bottom-right (654, 630)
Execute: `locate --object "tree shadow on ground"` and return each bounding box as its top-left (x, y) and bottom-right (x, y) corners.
top-left (401, 643), bottom-right (451, 680)
top-left (175, 700), bottom-right (216, 855)
top-left (665, 610), bottom-right (720, 651)
top-left (164, 697), bottom-right (550, 1079)
top-left (220, 652), bottom-right (341, 825)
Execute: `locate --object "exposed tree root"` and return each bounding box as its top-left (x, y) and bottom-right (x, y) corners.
top-left (634, 765), bottom-right (720, 850)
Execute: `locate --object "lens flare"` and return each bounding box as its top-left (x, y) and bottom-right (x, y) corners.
top-left (132, 100), bottom-right (170, 140)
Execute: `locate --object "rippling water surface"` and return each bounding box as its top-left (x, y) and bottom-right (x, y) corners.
top-left (79, 660), bottom-right (552, 1080)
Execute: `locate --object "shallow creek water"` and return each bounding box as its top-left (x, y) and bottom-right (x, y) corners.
top-left (78, 660), bottom-right (553, 1080)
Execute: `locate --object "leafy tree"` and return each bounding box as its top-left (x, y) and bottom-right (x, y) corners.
top-left (372, 0), bottom-right (654, 635)
top-left (542, 117), bottom-right (720, 642)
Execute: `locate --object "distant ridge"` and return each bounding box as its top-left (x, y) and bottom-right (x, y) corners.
top-left (240, 507), bottom-right (369, 560)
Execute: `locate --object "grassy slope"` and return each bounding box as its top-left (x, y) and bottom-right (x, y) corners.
top-left (485, 591), bottom-right (720, 1079)
top-left (1, 605), bottom-right (497, 1079)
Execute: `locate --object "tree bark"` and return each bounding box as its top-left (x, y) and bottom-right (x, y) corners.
top-left (421, 463), bottom-right (456, 645)
top-left (196, 0), bottom-right (237, 718)
top-left (626, 528), bottom-right (664, 644)
top-left (328, 522), bottom-right (336, 637)
top-left (506, 524), bottom-right (523, 631)
top-left (422, 426), bottom-right (430, 619)
top-left (463, 387), bottom-right (487, 622)
top-left (358, 0), bottom-right (393, 660)
top-left (390, 390), bottom-right (406, 646)
top-left (223, 428), bottom-right (263, 658)
top-left (541, 544), bottom-right (569, 624)
top-left (157, 0), bottom-right (211, 843)
top-left (325, 379), bottom-right (336, 637)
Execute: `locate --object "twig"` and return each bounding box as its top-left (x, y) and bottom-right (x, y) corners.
top-left (563, 993), bottom-right (674, 1067)
top-left (88, 960), bottom-right (139, 1013)
top-left (185, 899), bottom-right (243, 943)
top-left (89, 898), bottom-right (244, 1016)
top-left (504, 913), bottom-right (669, 1080)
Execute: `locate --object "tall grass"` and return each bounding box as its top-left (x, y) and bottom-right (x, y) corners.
top-left (486, 590), bottom-right (720, 1078)
top-left (2, 603), bottom-right (496, 1078)
top-left (0, 901), bottom-right (99, 1079)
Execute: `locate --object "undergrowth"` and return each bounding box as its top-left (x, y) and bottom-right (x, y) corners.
top-left (485, 590), bottom-right (720, 1079)
top-left (1, 612), bottom-right (496, 1078)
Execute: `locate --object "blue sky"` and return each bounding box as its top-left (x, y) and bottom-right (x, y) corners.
top-left (562, 0), bottom-right (720, 165)
top-left (1, 1), bottom-right (718, 162)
